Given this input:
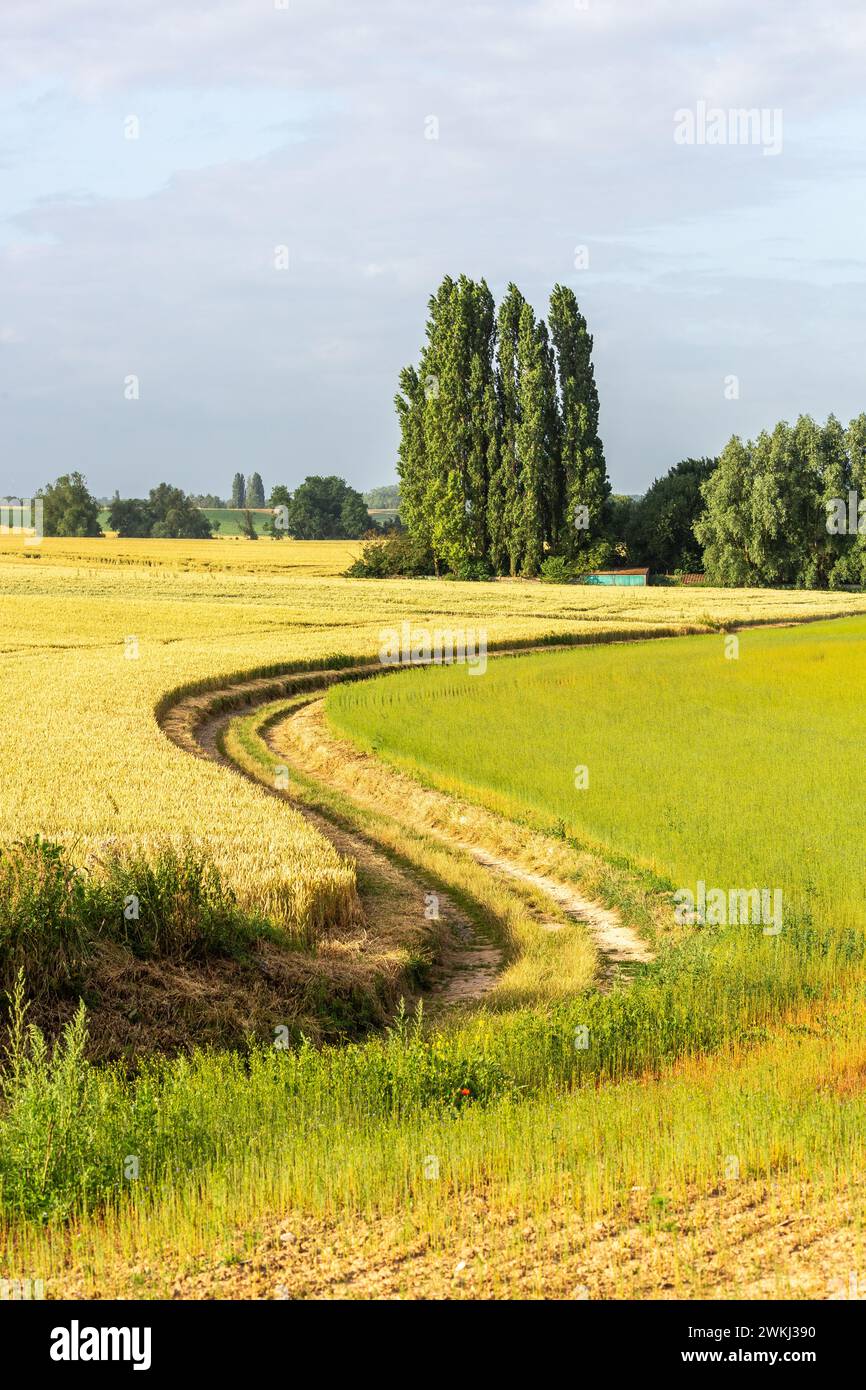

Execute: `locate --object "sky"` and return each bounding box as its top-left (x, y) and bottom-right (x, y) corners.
top-left (2, 0), bottom-right (866, 501)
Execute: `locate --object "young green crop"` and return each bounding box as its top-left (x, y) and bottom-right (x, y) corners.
top-left (327, 616), bottom-right (866, 941)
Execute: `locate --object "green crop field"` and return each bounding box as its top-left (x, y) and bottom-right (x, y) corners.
top-left (327, 617), bottom-right (866, 941)
top-left (95, 507), bottom-right (385, 536)
top-left (199, 508), bottom-right (272, 535)
top-left (95, 506), bottom-right (275, 535)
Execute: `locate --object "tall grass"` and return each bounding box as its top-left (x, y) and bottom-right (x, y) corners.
top-left (0, 837), bottom-right (276, 1002)
top-left (1, 906), bottom-right (861, 1225)
top-left (0, 839), bottom-right (91, 999)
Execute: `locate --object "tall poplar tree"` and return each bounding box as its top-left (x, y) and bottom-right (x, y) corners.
top-left (548, 285), bottom-right (609, 560)
top-left (395, 364), bottom-right (430, 547)
top-left (495, 284), bottom-right (526, 575)
top-left (247, 472), bottom-right (265, 507)
top-left (515, 301), bottom-right (547, 575)
top-left (231, 473), bottom-right (246, 508)
top-left (399, 275), bottom-right (497, 573)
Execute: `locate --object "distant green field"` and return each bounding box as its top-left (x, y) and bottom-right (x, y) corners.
top-left (200, 508), bottom-right (272, 535)
top-left (327, 615), bottom-right (866, 938)
top-left (97, 506), bottom-right (390, 536)
top-left (96, 506), bottom-right (271, 535)
top-left (93, 508), bottom-right (273, 533)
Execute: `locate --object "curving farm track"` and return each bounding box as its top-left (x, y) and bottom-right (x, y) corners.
top-left (159, 644), bottom-right (654, 1002)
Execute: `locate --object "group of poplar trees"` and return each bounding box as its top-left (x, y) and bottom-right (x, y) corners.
top-left (395, 276), bottom-right (609, 575)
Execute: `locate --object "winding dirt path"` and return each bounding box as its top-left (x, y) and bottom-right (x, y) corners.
top-left (160, 644), bottom-right (653, 1001)
top-left (454, 842), bottom-right (653, 981)
top-left (195, 704), bottom-right (504, 1007)
top-left (266, 695), bottom-right (652, 988)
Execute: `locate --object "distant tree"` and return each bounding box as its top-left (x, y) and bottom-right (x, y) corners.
top-left (627, 458), bottom-right (717, 572)
top-left (107, 494), bottom-right (154, 537)
top-left (38, 472), bottom-right (102, 537)
top-left (264, 484), bottom-right (292, 539)
top-left (147, 483), bottom-right (215, 539)
top-left (240, 509), bottom-right (259, 540)
top-left (341, 489), bottom-right (371, 538)
top-left (231, 473), bottom-right (246, 508)
top-left (363, 484), bottom-right (400, 509)
top-left (247, 472), bottom-right (265, 507)
top-left (370, 514), bottom-right (404, 533)
top-left (189, 493), bottom-right (225, 508)
top-left (285, 476), bottom-right (371, 539)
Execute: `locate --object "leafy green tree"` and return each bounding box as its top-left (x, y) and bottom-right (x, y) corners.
top-left (340, 489), bottom-right (371, 538)
top-left (38, 472), bottom-right (102, 537)
top-left (696, 425), bottom-right (811, 585)
top-left (393, 276), bottom-right (607, 578)
top-left (231, 473), bottom-right (245, 508)
top-left (815, 413), bottom-right (866, 587)
top-left (794, 414), bottom-right (850, 588)
top-left (285, 476), bottom-right (370, 539)
top-left (419, 275), bottom-right (498, 573)
top-left (107, 494), bottom-right (154, 537)
top-left (627, 458), bottom-right (717, 572)
top-left (247, 472), bottom-right (265, 508)
top-left (240, 509), bottom-right (259, 540)
top-left (189, 493), bottom-right (225, 507)
top-left (694, 437), bottom-right (759, 584)
top-left (264, 483), bottom-right (292, 539)
top-left (147, 484), bottom-right (215, 539)
top-left (843, 414), bottom-right (866, 583)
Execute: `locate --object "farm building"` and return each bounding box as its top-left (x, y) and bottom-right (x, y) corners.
top-left (580, 568), bottom-right (649, 586)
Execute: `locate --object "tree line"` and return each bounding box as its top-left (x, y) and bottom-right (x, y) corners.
top-left (25, 473), bottom-right (375, 540)
top-left (695, 413), bottom-right (866, 588)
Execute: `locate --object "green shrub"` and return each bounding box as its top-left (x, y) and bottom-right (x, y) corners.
top-left (345, 532), bottom-right (435, 578)
top-left (0, 838), bottom-right (92, 999)
top-left (450, 557), bottom-right (494, 582)
top-left (539, 555), bottom-right (576, 584)
top-left (0, 839), bottom-right (262, 1001)
top-left (94, 843), bottom-right (253, 960)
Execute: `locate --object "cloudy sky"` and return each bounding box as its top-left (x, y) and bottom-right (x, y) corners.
top-left (2, 0), bottom-right (865, 500)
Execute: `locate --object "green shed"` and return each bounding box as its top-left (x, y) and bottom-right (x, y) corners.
top-left (581, 568), bottom-right (649, 587)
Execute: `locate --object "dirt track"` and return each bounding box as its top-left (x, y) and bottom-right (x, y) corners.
top-left (161, 648), bottom-right (653, 1000)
